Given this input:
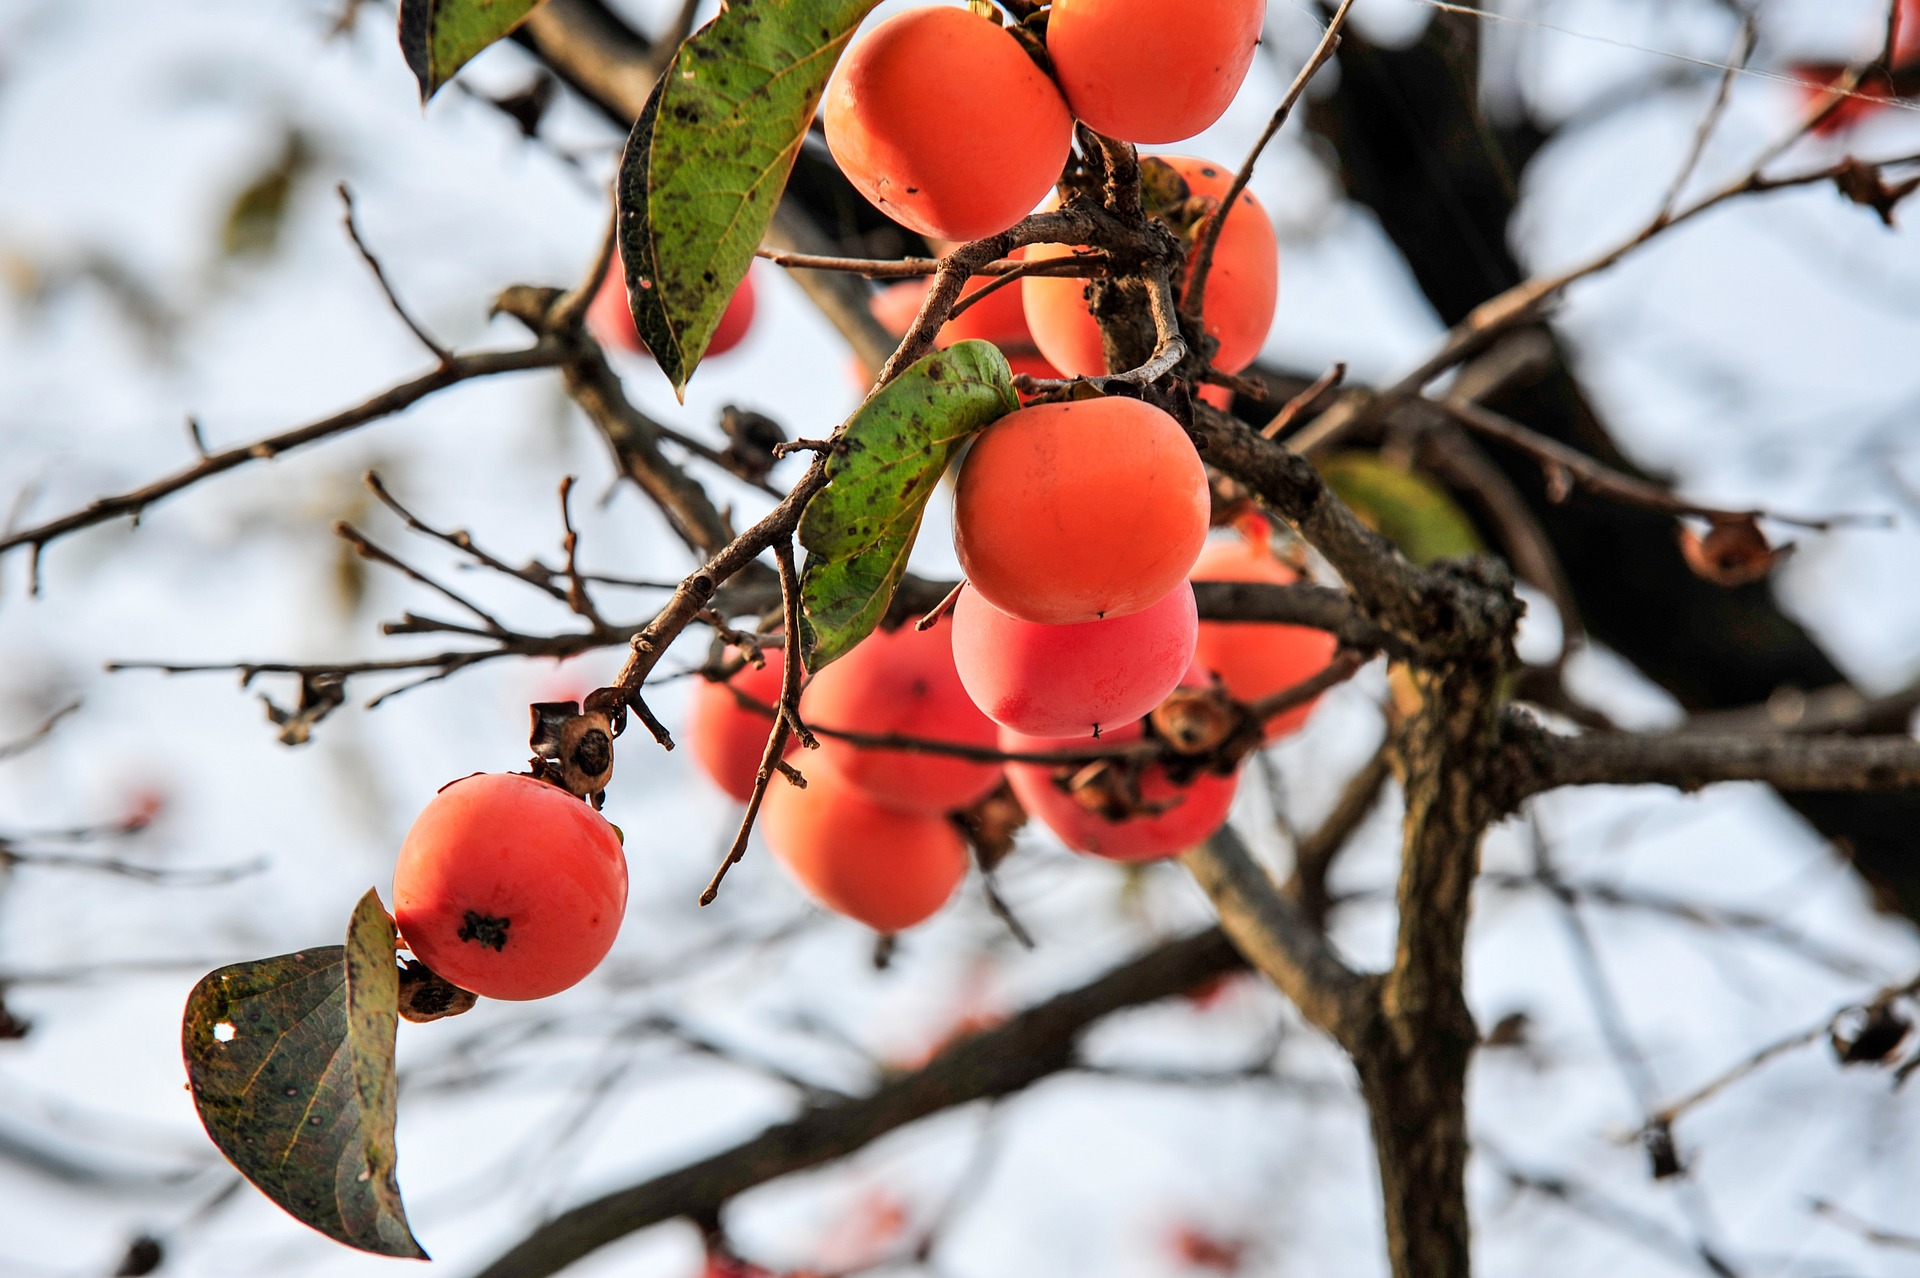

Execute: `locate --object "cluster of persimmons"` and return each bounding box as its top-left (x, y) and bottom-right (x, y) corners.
top-left (386, 0), bottom-right (1343, 1004)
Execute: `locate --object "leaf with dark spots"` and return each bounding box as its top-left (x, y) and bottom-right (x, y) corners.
top-left (617, 0), bottom-right (882, 397)
top-left (398, 0), bottom-right (548, 101)
top-left (799, 341), bottom-right (1017, 668)
top-left (182, 890), bottom-right (424, 1258)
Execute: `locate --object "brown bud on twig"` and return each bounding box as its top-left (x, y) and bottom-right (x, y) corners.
top-left (1678, 516), bottom-right (1791, 587)
top-left (397, 958), bottom-right (479, 1023)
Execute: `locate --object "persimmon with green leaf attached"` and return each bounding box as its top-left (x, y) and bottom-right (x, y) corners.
top-left (393, 773), bottom-right (628, 1001)
top-left (824, 6), bottom-right (1073, 241)
top-left (1190, 530), bottom-right (1339, 739)
top-left (952, 582), bottom-right (1196, 738)
top-left (689, 653), bottom-right (796, 802)
top-left (1023, 156), bottom-right (1278, 377)
top-left (801, 614), bottom-right (1002, 816)
top-left (953, 396), bottom-right (1209, 625)
top-left (761, 769), bottom-right (968, 932)
top-left (1045, 0), bottom-right (1265, 144)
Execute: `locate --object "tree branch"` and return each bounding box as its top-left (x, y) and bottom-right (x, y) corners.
top-left (1180, 826), bottom-right (1372, 1048)
top-left (470, 929), bottom-right (1245, 1278)
top-left (1515, 722), bottom-right (1920, 796)
top-left (0, 343), bottom-right (563, 562)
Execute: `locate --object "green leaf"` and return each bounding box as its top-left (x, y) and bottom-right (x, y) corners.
top-left (800, 341), bottom-right (1017, 668)
top-left (182, 890), bottom-right (425, 1259)
top-left (617, 0), bottom-right (880, 397)
top-left (1317, 452), bottom-right (1485, 566)
top-left (398, 0), bottom-right (548, 101)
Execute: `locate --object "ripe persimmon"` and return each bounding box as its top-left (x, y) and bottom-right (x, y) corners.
top-left (801, 615), bottom-right (1003, 816)
top-left (953, 396), bottom-right (1209, 625)
top-left (1046, 0), bottom-right (1264, 144)
top-left (393, 773), bottom-right (628, 1001)
top-left (1190, 533), bottom-right (1339, 739)
top-left (951, 582), bottom-right (1196, 738)
top-left (824, 7), bottom-right (1073, 241)
top-left (761, 769), bottom-right (968, 932)
top-left (1023, 156), bottom-right (1277, 376)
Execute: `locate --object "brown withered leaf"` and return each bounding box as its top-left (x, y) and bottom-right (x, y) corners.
top-left (951, 780), bottom-right (1027, 873)
top-left (396, 958), bottom-right (478, 1024)
top-left (261, 672), bottom-right (347, 747)
top-left (1833, 159), bottom-right (1920, 227)
top-left (1677, 517), bottom-right (1791, 587)
top-left (528, 701), bottom-right (615, 801)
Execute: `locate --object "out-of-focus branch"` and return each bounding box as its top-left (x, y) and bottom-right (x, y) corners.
top-left (1181, 827), bottom-right (1372, 1047)
top-left (470, 928), bottom-right (1245, 1278)
top-left (1510, 721), bottom-right (1920, 797)
top-left (0, 343), bottom-right (563, 568)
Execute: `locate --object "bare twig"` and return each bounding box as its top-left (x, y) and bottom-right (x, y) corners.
top-left (700, 541), bottom-right (807, 907)
top-left (0, 342), bottom-right (563, 560)
top-left (0, 702), bottom-right (80, 763)
top-left (755, 249), bottom-right (1104, 280)
top-left (1652, 19), bottom-right (1755, 226)
top-left (1261, 363), bottom-right (1346, 440)
top-left (471, 929), bottom-right (1246, 1278)
top-left (1440, 399), bottom-right (1880, 532)
top-left (336, 183), bottom-right (451, 365)
top-left (1186, 0), bottom-right (1355, 321)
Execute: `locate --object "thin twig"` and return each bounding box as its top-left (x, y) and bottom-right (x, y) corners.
top-left (550, 202), bottom-right (619, 335)
top-left (337, 183), bottom-right (451, 365)
top-left (1261, 363), bottom-right (1346, 440)
top-left (0, 343), bottom-right (563, 560)
top-left (700, 541), bottom-right (807, 906)
top-left (1441, 399), bottom-right (1882, 531)
top-left (1186, 0), bottom-right (1355, 322)
top-left (755, 249), bottom-right (1104, 280)
top-left (0, 702), bottom-right (81, 763)
top-left (1653, 18), bottom-right (1755, 226)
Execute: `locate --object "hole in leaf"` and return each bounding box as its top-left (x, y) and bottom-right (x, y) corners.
top-left (213, 1022), bottom-right (236, 1042)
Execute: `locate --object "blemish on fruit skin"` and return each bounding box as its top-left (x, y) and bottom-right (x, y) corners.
top-left (458, 911), bottom-right (512, 951)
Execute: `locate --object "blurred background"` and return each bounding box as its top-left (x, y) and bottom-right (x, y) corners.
top-left (2, 0), bottom-right (1920, 1274)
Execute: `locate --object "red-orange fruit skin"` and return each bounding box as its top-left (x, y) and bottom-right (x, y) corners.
top-left (588, 265), bottom-right (756, 358)
top-left (393, 773), bottom-right (628, 1001)
top-left (1001, 719), bottom-right (1239, 861)
top-left (689, 657), bottom-right (794, 802)
top-left (801, 615), bottom-right (1003, 816)
top-left (1190, 537), bottom-right (1340, 740)
top-left (761, 769), bottom-right (968, 932)
top-left (1023, 157), bottom-right (1278, 376)
top-left (952, 583), bottom-right (1196, 738)
top-left (824, 7), bottom-right (1073, 241)
top-left (1046, 0), bottom-right (1264, 144)
top-left (953, 397), bottom-right (1210, 625)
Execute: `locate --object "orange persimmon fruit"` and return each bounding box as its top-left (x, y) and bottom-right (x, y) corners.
top-left (393, 773), bottom-right (628, 1001)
